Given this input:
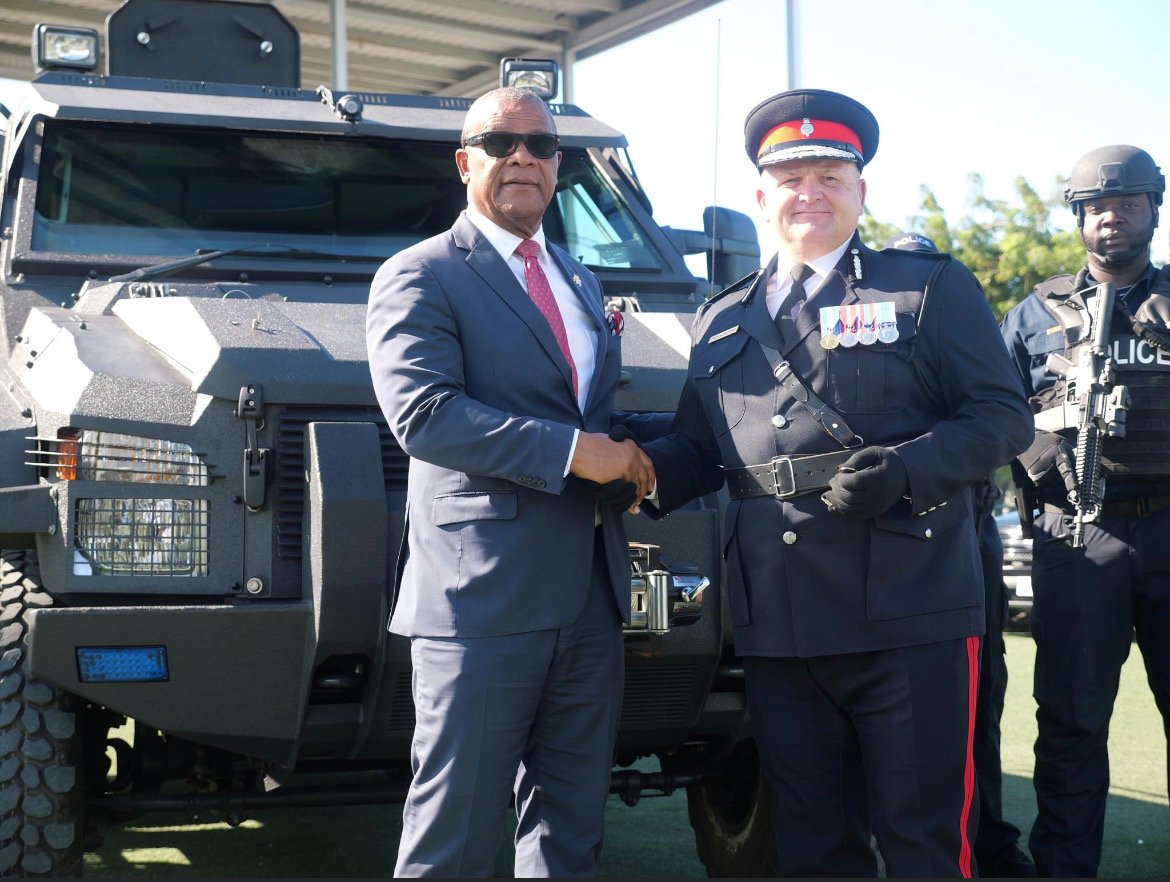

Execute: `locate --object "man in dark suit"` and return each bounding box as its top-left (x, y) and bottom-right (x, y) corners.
top-left (641, 90), bottom-right (1034, 876)
top-left (366, 86), bottom-right (654, 877)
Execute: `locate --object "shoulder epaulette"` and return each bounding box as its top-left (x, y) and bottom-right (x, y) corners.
top-left (881, 247), bottom-right (950, 262)
top-left (697, 269), bottom-right (763, 315)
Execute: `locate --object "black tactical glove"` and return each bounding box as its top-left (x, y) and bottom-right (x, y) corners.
top-left (1018, 431), bottom-right (1076, 497)
top-left (820, 446), bottom-right (908, 519)
top-left (1130, 267), bottom-right (1170, 349)
top-left (1135, 291), bottom-right (1170, 328)
top-left (593, 424), bottom-right (638, 510)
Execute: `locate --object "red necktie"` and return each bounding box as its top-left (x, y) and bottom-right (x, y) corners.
top-left (516, 239), bottom-right (578, 397)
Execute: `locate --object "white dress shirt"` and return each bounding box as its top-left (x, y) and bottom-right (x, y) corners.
top-left (764, 238), bottom-right (852, 320)
top-left (465, 208), bottom-right (596, 414)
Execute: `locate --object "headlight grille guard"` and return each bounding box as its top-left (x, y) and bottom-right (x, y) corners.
top-left (26, 429), bottom-right (214, 485)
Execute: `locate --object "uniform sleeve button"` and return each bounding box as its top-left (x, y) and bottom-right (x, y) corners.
top-left (782, 531), bottom-right (797, 545)
top-left (924, 528), bottom-right (933, 539)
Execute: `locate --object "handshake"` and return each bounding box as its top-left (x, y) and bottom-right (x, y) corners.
top-left (570, 424), bottom-right (655, 513)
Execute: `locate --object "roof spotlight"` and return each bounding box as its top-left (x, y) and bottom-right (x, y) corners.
top-left (33, 24), bottom-right (101, 73)
top-left (499, 57), bottom-right (559, 102)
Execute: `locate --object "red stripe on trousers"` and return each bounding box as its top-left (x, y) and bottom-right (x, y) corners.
top-left (957, 635), bottom-right (980, 877)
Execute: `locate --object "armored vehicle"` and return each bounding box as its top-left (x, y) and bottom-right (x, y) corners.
top-left (0, 0), bottom-right (766, 876)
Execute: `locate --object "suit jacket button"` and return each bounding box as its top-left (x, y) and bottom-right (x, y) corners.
top-left (924, 528), bottom-right (933, 539)
top-left (782, 531), bottom-right (797, 545)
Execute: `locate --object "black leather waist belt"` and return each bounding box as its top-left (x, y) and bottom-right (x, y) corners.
top-left (725, 450), bottom-right (855, 500)
top-left (1042, 494), bottom-right (1170, 519)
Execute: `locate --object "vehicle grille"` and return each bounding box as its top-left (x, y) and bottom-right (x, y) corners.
top-left (620, 662), bottom-right (700, 725)
top-left (275, 407), bottom-right (408, 559)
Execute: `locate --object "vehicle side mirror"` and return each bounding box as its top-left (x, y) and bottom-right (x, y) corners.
top-left (661, 207), bottom-right (761, 294)
top-left (702, 207), bottom-right (760, 290)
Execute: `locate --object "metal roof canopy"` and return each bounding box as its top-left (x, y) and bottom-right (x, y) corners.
top-left (0, 0), bottom-right (721, 101)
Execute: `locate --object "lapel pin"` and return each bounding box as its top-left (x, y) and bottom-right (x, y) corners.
top-left (607, 309), bottom-right (624, 336)
top-left (572, 274), bottom-right (582, 287)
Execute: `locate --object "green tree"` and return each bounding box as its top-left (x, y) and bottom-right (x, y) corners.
top-left (861, 173), bottom-right (1085, 317)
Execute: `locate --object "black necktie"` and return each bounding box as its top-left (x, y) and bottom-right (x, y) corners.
top-left (775, 264), bottom-right (813, 336)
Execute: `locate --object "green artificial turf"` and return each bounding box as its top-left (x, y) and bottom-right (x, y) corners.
top-left (84, 632), bottom-right (1168, 878)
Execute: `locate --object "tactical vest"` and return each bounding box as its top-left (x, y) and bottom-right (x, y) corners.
top-left (1036, 268), bottom-right (1170, 479)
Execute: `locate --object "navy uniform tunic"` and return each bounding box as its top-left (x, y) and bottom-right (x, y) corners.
top-left (648, 233), bottom-right (1033, 659)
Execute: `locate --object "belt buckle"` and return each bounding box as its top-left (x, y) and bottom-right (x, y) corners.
top-left (770, 457), bottom-right (796, 499)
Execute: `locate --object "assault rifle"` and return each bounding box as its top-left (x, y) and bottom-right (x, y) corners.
top-left (1033, 282), bottom-right (1131, 547)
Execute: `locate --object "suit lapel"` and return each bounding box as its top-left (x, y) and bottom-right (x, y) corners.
top-left (738, 257), bottom-right (785, 353)
top-left (454, 215), bottom-right (576, 399)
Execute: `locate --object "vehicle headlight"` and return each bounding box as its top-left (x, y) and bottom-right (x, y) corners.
top-left (44, 429), bottom-right (209, 485)
top-left (74, 497), bottom-right (208, 576)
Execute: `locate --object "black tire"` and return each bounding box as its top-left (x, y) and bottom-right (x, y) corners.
top-left (0, 550), bottom-right (84, 877)
top-left (686, 738), bottom-right (778, 878)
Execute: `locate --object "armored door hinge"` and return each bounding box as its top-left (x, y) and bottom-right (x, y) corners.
top-left (236, 383), bottom-right (269, 510)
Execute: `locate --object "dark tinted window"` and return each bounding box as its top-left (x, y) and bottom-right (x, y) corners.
top-left (31, 120), bottom-right (670, 272)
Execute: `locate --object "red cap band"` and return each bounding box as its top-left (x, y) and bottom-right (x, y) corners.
top-left (757, 118), bottom-right (863, 160)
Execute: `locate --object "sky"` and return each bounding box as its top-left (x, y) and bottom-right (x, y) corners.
top-left (572, 0), bottom-right (1170, 266)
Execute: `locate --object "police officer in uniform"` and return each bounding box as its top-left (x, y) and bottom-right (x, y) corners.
top-left (886, 232), bottom-right (1036, 877)
top-left (1000, 144), bottom-right (1170, 878)
top-left (642, 90), bottom-right (1034, 877)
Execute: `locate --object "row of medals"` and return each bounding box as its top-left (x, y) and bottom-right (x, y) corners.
top-left (819, 302), bottom-right (899, 350)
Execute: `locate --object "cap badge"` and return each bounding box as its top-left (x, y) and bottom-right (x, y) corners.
top-left (800, 118), bottom-right (815, 138)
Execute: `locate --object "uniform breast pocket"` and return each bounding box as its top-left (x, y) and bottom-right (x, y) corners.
top-left (692, 334), bottom-right (750, 437)
top-left (825, 313), bottom-right (918, 415)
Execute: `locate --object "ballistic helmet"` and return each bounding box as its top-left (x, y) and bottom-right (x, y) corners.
top-left (1063, 145), bottom-right (1164, 217)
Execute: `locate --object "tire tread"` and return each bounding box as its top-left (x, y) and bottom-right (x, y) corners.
top-left (0, 551), bottom-right (82, 878)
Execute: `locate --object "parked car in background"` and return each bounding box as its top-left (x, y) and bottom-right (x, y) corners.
top-left (996, 510), bottom-right (1033, 628)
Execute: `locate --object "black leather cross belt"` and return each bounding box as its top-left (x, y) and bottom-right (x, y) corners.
top-left (724, 450), bottom-right (855, 500)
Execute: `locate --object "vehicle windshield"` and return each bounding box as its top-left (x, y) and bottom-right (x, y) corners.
top-left (30, 120), bottom-right (670, 271)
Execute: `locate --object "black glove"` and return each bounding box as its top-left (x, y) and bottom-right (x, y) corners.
top-left (1135, 291), bottom-right (1170, 328)
top-left (608, 424), bottom-right (635, 444)
top-left (1018, 431), bottom-right (1076, 496)
top-left (593, 424), bottom-right (638, 510)
top-left (594, 478), bottom-right (638, 510)
top-left (820, 447), bottom-right (908, 519)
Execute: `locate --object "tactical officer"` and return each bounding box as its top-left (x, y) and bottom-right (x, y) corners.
top-left (1000, 144), bottom-right (1170, 878)
top-left (886, 231), bottom-right (1036, 878)
top-left (642, 90), bottom-right (1034, 877)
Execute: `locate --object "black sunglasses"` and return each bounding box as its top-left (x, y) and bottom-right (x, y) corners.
top-left (462, 131), bottom-right (560, 160)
